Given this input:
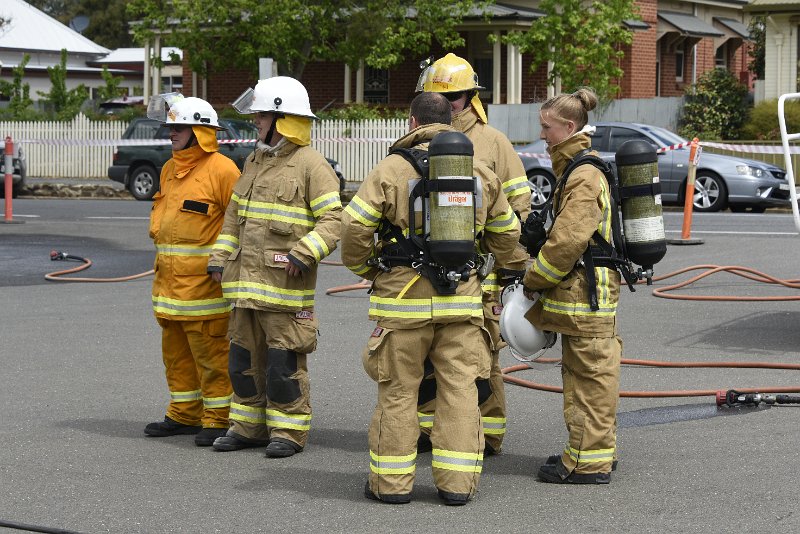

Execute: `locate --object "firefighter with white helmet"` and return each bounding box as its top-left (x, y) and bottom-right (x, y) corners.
top-left (416, 53), bottom-right (531, 455)
top-left (208, 76), bottom-right (342, 458)
top-left (341, 92), bottom-right (523, 505)
top-left (145, 94), bottom-right (240, 446)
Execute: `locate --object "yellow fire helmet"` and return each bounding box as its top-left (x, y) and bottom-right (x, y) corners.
top-left (417, 53), bottom-right (487, 123)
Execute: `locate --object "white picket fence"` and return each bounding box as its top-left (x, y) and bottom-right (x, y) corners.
top-left (2, 114), bottom-right (128, 179)
top-left (1, 114), bottom-right (407, 181)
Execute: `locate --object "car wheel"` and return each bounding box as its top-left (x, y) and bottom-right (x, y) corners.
top-left (527, 169), bottom-right (556, 211)
top-left (129, 164), bottom-right (159, 200)
top-left (692, 172), bottom-right (727, 212)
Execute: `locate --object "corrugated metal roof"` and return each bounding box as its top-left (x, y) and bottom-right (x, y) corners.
top-left (658, 11), bottom-right (725, 38)
top-left (745, 0), bottom-right (800, 11)
top-left (0, 0), bottom-right (109, 55)
top-left (99, 47), bottom-right (183, 64)
top-left (714, 17), bottom-right (750, 39)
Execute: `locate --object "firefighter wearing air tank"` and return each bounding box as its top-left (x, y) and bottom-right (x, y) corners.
top-left (523, 88), bottom-right (623, 484)
top-left (146, 95), bottom-right (240, 447)
top-left (416, 53), bottom-right (531, 455)
top-left (207, 76), bottom-right (342, 458)
top-left (341, 92), bottom-right (521, 505)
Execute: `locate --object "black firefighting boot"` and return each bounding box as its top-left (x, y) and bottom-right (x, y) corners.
top-left (264, 438), bottom-right (303, 458)
top-left (144, 416), bottom-right (202, 437)
top-left (546, 454), bottom-right (617, 471)
top-left (437, 489), bottom-right (470, 506)
top-left (194, 428), bottom-right (228, 447)
top-left (538, 458), bottom-right (611, 485)
top-left (363, 482), bottom-right (411, 504)
top-left (212, 430), bottom-right (269, 452)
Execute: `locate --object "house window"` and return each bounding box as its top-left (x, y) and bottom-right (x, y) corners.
top-left (675, 43), bottom-right (684, 82)
top-left (715, 44), bottom-right (727, 69)
top-left (364, 67), bottom-right (388, 104)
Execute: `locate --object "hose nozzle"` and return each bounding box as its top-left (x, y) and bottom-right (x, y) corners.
top-left (50, 250), bottom-right (68, 261)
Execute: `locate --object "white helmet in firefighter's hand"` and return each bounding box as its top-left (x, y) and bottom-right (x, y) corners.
top-left (231, 76), bottom-right (317, 119)
top-left (499, 283), bottom-right (557, 361)
top-left (147, 93), bottom-right (223, 130)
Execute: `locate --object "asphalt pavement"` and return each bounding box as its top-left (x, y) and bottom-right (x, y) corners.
top-left (1, 199), bottom-right (799, 533)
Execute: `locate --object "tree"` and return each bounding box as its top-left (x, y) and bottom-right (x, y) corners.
top-left (748, 16), bottom-right (765, 80)
top-left (96, 65), bottom-right (125, 102)
top-left (502, 0), bottom-right (639, 102)
top-left (27, 0), bottom-right (133, 49)
top-left (0, 55), bottom-right (36, 119)
top-left (38, 49), bottom-right (89, 120)
top-left (678, 68), bottom-right (748, 140)
top-left (126, 0), bottom-right (489, 80)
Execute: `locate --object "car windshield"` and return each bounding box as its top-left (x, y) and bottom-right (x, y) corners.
top-left (638, 124), bottom-right (687, 146)
top-left (225, 120), bottom-right (259, 140)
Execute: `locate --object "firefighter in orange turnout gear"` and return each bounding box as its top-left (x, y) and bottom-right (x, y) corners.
top-left (522, 89), bottom-right (623, 484)
top-left (208, 76), bottom-right (342, 458)
top-left (416, 53), bottom-right (532, 454)
top-left (341, 92), bottom-right (521, 505)
top-left (145, 95), bottom-right (239, 446)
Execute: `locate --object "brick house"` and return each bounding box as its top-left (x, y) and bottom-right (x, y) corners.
top-left (170, 1), bottom-right (754, 110)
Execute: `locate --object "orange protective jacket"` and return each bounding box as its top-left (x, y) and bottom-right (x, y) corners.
top-left (149, 144), bottom-right (240, 321)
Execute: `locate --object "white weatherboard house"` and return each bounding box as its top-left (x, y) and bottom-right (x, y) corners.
top-left (0, 0), bottom-right (180, 103)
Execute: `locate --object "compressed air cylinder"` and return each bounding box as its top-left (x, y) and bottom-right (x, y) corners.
top-left (615, 140), bottom-right (667, 270)
top-left (427, 131), bottom-right (476, 267)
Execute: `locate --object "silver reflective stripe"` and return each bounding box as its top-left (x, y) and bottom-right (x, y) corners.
top-left (171, 390), bottom-right (202, 402)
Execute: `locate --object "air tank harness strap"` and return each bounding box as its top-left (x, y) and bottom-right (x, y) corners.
top-left (581, 233), bottom-right (638, 311)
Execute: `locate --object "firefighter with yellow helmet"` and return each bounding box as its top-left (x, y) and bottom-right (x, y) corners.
top-left (341, 92), bottom-right (522, 505)
top-left (416, 53), bottom-right (531, 455)
top-left (145, 95), bottom-right (240, 446)
top-left (207, 76), bottom-right (342, 458)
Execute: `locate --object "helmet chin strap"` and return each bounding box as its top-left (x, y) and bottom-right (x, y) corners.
top-left (177, 132), bottom-right (197, 151)
top-left (262, 113), bottom-right (284, 146)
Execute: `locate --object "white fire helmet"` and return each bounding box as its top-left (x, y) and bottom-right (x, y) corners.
top-left (499, 283), bottom-right (557, 361)
top-left (147, 93), bottom-right (223, 130)
top-left (231, 76), bottom-right (317, 119)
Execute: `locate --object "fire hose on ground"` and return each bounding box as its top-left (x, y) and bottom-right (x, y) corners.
top-left (326, 262), bottom-right (800, 405)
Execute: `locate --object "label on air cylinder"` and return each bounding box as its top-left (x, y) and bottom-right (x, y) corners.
top-left (436, 176), bottom-right (474, 207)
top-left (623, 215), bottom-right (665, 242)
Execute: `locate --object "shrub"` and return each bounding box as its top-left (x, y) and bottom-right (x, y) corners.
top-left (678, 68), bottom-right (748, 140)
top-left (316, 103), bottom-right (407, 120)
top-left (739, 98), bottom-right (800, 140)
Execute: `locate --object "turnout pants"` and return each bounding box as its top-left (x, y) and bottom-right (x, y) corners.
top-left (418, 300), bottom-right (506, 451)
top-left (364, 322), bottom-right (487, 499)
top-left (558, 333), bottom-right (622, 475)
top-left (158, 317), bottom-right (232, 428)
top-left (226, 307), bottom-right (316, 448)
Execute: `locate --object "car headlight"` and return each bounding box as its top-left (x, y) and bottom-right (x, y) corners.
top-left (736, 165), bottom-right (763, 177)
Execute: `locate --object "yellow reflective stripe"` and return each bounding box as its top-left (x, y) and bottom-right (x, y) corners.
top-left (417, 412), bottom-right (434, 429)
top-left (203, 395), bottom-right (232, 408)
top-left (564, 444), bottom-right (615, 464)
top-left (265, 409), bottom-right (311, 431)
top-left (152, 296), bottom-right (232, 316)
top-left (485, 206), bottom-right (517, 233)
top-left (155, 244), bottom-right (213, 256)
top-left (482, 416), bottom-right (506, 435)
top-left (300, 230), bottom-right (331, 262)
top-left (170, 390), bottom-right (202, 403)
top-left (540, 295), bottom-right (617, 316)
top-left (344, 196), bottom-right (381, 227)
top-left (213, 234), bottom-right (239, 253)
top-left (221, 281), bottom-right (315, 308)
top-left (431, 295), bottom-right (483, 318)
top-left (481, 273), bottom-right (500, 293)
top-left (310, 191), bottom-right (341, 218)
top-left (369, 296), bottom-right (432, 319)
top-left (597, 265), bottom-right (610, 306)
top-left (502, 175), bottom-right (531, 198)
top-left (229, 403), bottom-right (267, 424)
top-left (431, 448), bottom-right (483, 473)
top-left (236, 198), bottom-right (315, 227)
top-left (598, 179), bottom-right (612, 243)
top-left (347, 261), bottom-right (372, 276)
top-left (533, 253), bottom-right (567, 285)
top-left (370, 450), bottom-right (417, 475)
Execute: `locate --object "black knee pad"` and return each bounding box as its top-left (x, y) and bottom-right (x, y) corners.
top-left (266, 348), bottom-right (301, 404)
top-left (229, 343), bottom-right (258, 398)
top-left (417, 376), bottom-right (438, 406)
top-left (476, 378), bottom-right (493, 406)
